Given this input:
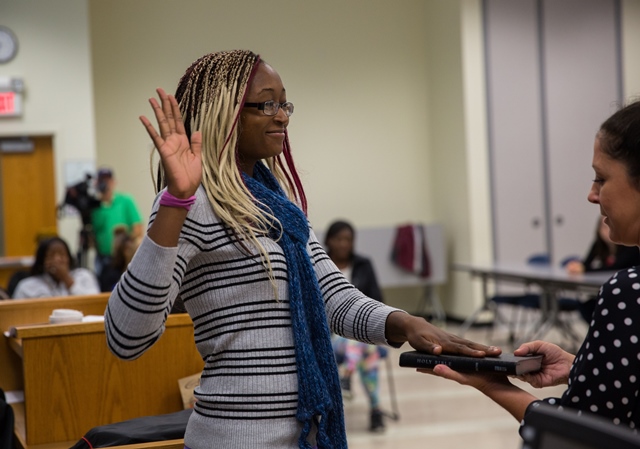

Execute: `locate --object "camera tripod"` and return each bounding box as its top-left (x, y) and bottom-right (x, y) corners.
top-left (76, 224), bottom-right (94, 269)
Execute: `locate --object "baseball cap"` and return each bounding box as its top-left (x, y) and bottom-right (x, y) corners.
top-left (97, 167), bottom-right (113, 179)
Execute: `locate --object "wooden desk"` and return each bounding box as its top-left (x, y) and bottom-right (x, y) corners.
top-left (10, 313), bottom-right (203, 448)
top-left (0, 293), bottom-right (111, 392)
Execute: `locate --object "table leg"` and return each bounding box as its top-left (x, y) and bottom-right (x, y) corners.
top-left (458, 273), bottom-right (489, 336)
top-left (516, 288), bottom-right (557, 345)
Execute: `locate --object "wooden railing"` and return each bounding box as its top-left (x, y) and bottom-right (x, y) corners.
top-left (1, 294), bottom-right (203, 449)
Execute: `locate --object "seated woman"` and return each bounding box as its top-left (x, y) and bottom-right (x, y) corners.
top-left (566, 216), bottom-right (640, 322)
top-left (98, 227), bottom-right (140, 292)
top-left (566, 215), bottom-right (640, 275)
top-left (12, 237), bottom-right (100, 298)
top-left (325, 220), bottom-right (387, 432)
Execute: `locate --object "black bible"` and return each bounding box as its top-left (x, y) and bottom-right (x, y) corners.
top-left (399, 351), bottom-right (543, 375)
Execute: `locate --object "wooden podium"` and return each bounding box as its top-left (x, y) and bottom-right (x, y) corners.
top-left (1, 295), bottom-right (203, 449)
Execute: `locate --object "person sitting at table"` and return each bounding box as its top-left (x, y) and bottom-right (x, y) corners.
top-left (565, 215), bottom-right (640, 322)
top-left (421, 100), bottom-right (640, 434)
top-left (12, 237), bottom-right (100, 299)
top-left (566, 216), bottom-right (640, 275)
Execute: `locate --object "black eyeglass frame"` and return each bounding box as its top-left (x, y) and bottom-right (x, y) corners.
top-left (243, 100), bottom-right (294, 117)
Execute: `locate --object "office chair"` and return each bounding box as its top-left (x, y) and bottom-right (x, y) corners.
top-left (6, 270), bottom-right (30, 298)
top-left (488, 254), bottom-right (547, 345)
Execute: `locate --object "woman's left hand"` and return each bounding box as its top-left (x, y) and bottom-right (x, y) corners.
top-left (418, 364), bottom-right (511, 391)
top-left (386, 312), bottom-right (501, 357)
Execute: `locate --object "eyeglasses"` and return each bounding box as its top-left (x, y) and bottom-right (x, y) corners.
top-left (244, 100), bottom-right (294, 117)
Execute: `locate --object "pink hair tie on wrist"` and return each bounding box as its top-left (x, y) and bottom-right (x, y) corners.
top-left (159, 191), bottom-right (196, 211)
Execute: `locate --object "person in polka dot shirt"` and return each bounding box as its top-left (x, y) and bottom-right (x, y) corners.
top-left (421, 100), bottom-right (640, 435)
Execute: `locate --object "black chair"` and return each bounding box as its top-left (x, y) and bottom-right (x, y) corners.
top-left (0, 389), bottom-right (15, 449)
top-left (70, 409), bottom-right (192, 449)
top-left (489, 254), bottom-right (548, 345)
top-left (6, 270), bottom-right (30, 298)
top-left (489, 254), bottom-right (583, 347)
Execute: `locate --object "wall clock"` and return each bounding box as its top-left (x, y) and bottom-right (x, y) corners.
top-left (0, 26), bottom-right (18, 64)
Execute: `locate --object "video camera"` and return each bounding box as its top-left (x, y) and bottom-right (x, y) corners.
top-left (62, 173), bottom-right (102, 226)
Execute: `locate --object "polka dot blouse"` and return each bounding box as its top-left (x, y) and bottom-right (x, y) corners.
top-left (521, 266), bottom-right (640, 434)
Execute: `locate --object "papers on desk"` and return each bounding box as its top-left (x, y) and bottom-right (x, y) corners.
top-left (49, 308), bottom-right (83, 324)
top-left (178, 373), bottom-right (200, 409)
top-left (4, 390), bottom-right (24, 404)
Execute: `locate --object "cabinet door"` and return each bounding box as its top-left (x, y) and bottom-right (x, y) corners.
top-left (485, 0), bottom-right (621, 266)
top-left (485, 0), bottom-right (547, 265)
top-left (542, 0), bottom-right (621, 263)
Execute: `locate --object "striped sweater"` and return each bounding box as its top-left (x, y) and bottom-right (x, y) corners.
top-left (105, 186), bottom-right (401, 449)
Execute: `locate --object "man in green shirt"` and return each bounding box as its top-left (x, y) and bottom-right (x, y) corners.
top-left (91, 168), bottom-right (143, 277)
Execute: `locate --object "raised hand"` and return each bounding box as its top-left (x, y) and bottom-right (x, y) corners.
top-left (140, 88), bottom-right (202, 198)
top-left (514, 340), bottom-right (574, 388)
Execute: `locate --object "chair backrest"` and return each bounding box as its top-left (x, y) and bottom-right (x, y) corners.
top-left (7, 270), bottom-right (30, 297)
top-left (526, 253), bottom-right (582, 268)
top-left (521, 403), bottom-right (640, 449)
top-left (527, 254), bottom-right (550, 265)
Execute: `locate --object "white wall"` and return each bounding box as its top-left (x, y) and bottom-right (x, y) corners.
top-left (88, 0), bottom-right (436, 232)
top-left (4, 0), bottom-right (640, 318)
top-left (422, 0), bottom-right (492, 318)
top-left (623, 0), bottom-right (640, 99)
top-left (0, 0), bottom-right (96, 249)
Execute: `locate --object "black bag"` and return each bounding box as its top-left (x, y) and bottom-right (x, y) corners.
top-left (69, 409), bottom-right (192, 449)
top-left (0, 389), bottom-right (15, 449)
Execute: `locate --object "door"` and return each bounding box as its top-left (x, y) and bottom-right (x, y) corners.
top-left (542, 0), bottom-right (621, 262)
top-left (485, 0), bottom-right (547, 264)
top-left (0, 135), bottom-right (58, 256)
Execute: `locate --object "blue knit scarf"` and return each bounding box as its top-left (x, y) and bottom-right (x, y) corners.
top-left (242, 163), bottom-right (347, 449)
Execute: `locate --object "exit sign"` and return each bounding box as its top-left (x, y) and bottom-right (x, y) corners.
top-left (0, 91), bottom-right (22, 117)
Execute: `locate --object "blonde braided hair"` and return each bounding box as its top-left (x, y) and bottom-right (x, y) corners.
top-left (153, 50), bottom-right (305, 287)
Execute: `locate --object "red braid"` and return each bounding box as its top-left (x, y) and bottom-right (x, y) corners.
top-left (278, 132), bottom-right (308, 215)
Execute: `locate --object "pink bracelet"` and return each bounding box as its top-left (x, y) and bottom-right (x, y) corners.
top-left (159, 190), bottom-right (196, 211)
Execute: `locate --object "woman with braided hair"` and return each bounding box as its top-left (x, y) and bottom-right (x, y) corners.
top-left (105, 50), bottom-right (500, 449)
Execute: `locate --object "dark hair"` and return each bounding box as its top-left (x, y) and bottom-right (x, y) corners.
top-left (324, 220), bottom-right (355, 258)
top-left (590, 218), bottom-right (613, 263)
top-left (97, 167), bottom-right (114, 179)
top-left (110, 227), bottom-right (137, 272)
top-left (598, 100), bottom-right (640, 187)
top-left (31, 237), bottom-right (75, 276)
